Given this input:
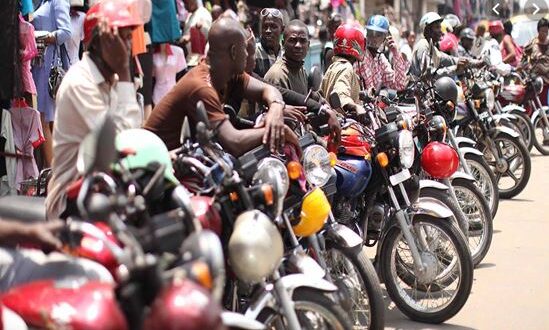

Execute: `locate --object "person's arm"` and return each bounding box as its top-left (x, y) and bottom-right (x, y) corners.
top-left (502, 36), bottom-right (517, 64)
top-left (52, 0), bottom-right (72, 45)
top-left (215, 120), bottom-right (266, 156)
top-left (325, 48), bottom-right (335, 70)
top-left (332, 68), bottom-right (358, 110)
top-left (0, 219), bottom-right (63, 251)
top-left (252, 72), bottom-right (321, 111)
top-left (380, 52), bottom-right (410, 91)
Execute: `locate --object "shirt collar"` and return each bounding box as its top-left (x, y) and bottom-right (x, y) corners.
top-left (82, 52), bottom-right (107, 86)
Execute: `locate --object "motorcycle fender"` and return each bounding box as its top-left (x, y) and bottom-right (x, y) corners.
top-left (489, 126), bottom-right (520, 138)
top-left (530, 106), bottom-right (549, 124)
top-left (501, 104), bottom-right (526, 113)
top-left (410, 197), bottom-right (454, 220)
top-left (221, 312), bottom-right (266, 330)
top-left (492, 113), bottom-right (517, 121)
top-left (288, 252), bottom-right (326, 278)
top-left (450, 171), bottom-right (476, 182)
top-left (459, 146), bottom-right (484, 157)
top-left (419, 179), bottom-right (448, 191)
top-left (454, 136), bottom-right (476, 147)
top-left (325, 222), bottom-right (363, 249)
top-left (244, 274), bottom-right (338, 320)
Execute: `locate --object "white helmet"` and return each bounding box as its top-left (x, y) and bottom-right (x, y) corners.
top-left (443, 14), bottom-right (461, 33)
top-left (420, 12), bottom-right (443, 33)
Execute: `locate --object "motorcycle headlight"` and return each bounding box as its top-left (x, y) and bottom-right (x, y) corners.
top-left (485, 88), bottom-right (495, 110)
top-left (303, 145), bottom-right (331, 187)
top-left (398, 129), bottom-right (415, 169)
top-left (534, 76), bottom-right (544, 95)
top-left (253, 158), bottom-right (289, 217)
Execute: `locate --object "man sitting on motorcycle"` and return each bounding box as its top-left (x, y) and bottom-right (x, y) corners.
top-left (145, 17), bottom-right (299, 156)
top-left (46, 0), bottom-right (144, 219)
top-left (264, 20), bottom-right (341, 142)
top-left (321, 24), bottom-right (366, 115)
top-left (356, 15), bottom-right (410, 93)
top-left (410, 12), bottom-right (482, 78)
top-left (523, 18), bottom-right (549, 107)
top-left (458, 28), bottom-right (475, 58)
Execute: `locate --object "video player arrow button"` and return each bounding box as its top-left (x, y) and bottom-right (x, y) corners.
top-left (492, 3), bottom-right (500, 15)
top-left (533, 3), bottom-right (540, 14)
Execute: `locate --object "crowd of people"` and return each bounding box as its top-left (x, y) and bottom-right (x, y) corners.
top-left (1, 0), bottom-right (549, 306)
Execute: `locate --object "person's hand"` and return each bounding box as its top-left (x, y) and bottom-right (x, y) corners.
top-left (195, 21), bottom-right (203, 30)
top-left (179, 35), bottom-right (191, 45)
top-left (326, 108), bottom-right (341, 145)
top-left (98, 19), bottom-right (130, 80)
top-left (283, 125), bottom-right (301, 155)
top-left (44, 33), bottom-right (56, 45)
top-left (387, 35), bottom-right (398, 53)
top-left (255, 102), bottom-right (285, 152)
top-left (25, 220), bottom-right (64, 252)
top-left (457, 57), bottom-right (468, 72)
top-left (284, 105), bottom-right (307, 122)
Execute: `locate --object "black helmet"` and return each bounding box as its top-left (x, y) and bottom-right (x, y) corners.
top-left (460, 27), bottom-right (475, 40)
top-left (434, 76), bottom-right (458, 104)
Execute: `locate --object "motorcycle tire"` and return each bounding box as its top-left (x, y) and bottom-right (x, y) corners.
top-left (256, 288), bottom-right (353, 330)
top-left (532, 115), bottom-right (549, 155)
top-left (509, 111), bottom-right (535, 152)
top-left (419, 187), bottom-right (469, 239)
top-left (451, 178), bottom-right (494, 267)
top-left (323, 244), bottom-right (385, 330)
top-left (380, 215), bottom-right (473, 324)
top-left (463, 153), bottom-right (500, 218)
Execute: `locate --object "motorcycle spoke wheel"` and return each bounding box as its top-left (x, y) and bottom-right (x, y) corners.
top-left (533, 117), bottom-right (549, 155)
top-left (380, 216), bottom-right (473, 324)
top-left (465, 155), bottom-right (499, 218)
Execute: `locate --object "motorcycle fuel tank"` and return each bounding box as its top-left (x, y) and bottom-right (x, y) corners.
top-left (1, 280), bottom-right (127, 330)
top-left (334, 155), bottom-right (372, 198)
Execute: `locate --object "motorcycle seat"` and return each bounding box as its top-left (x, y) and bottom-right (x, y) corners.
top-left (0, 196), bottom-right (46, 223)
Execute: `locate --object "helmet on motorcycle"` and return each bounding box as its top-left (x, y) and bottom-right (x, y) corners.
top-left (434, 76), bottom-right (459, 105)
top-left (333, 23), bottom-right (365, 61)
top-left (421, 142), bottom-right (459, 179)
top-left (143, 280), bottom-right (225, 330)
top-left (439, 33), bottom-right (459, 54)
top-left (229, 210), bottom-right (284, 283)
top-left (460, 27), bottom-right (475, 40)
top-left (84, 0), bottom-right (151, 44)
top-left (419, 12), bottom-right (443, 33)
top-left (443, 14), bottom-right (461, 33)
top-left (293, 187), bottom-right (330, 237)
top-left (115, 129), bottom-right (179, 185)
top-left (488, 20), bottom-right (504, 36)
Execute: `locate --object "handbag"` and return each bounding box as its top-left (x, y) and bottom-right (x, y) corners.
top-left (48, 45), bottom-right (68, 99)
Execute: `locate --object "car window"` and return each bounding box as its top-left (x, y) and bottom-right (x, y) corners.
top-left (512, 20), bottom-right (538, 47)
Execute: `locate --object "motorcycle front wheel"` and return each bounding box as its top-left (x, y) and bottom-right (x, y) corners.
top-left (532, 114), bottom-right (549, 155)
top-left (257, 288), bottom-right (353, 330)
top-left (480, 133), bottom-right (531, 199)
top-left (509, 111), bottom-right (535, 152)
top-left (451, 178), bottom-right (494, 266)
top-left (380, 215), bottom-right (473, 324)
top-left (323, 245), bottom-right (385, 330)
top-left (463, 153), bottom-right (499, 218)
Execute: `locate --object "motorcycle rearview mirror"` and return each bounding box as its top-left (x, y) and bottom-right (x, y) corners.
top-left (76, 115), bottom-right (117, 175)
top-left (329, 92), bottom-right (341, 109)
top-left (180, 116), bottom-right (191, 145)
top-left (196, 100), bottom-right (210, 129)
top-left (308, 65), bottom-right (322, 91)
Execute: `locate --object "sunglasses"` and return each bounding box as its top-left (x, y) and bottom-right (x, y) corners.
top-left (260, 8), bottom-right (283, 19)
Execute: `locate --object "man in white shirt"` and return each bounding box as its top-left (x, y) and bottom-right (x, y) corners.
top-left (180, 0), bottom-right (212, 60)
top-left (46, 0), bottom-right (143, 219)
top-left (66, 7), bottom-right (85, 64)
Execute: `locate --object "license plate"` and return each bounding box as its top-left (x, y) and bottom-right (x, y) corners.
top-left (389, 168), bottom-right (411, 186)
top-left (478, 112), bottom-right (489, 120)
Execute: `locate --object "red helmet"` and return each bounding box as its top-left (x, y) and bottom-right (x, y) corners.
top-left (333, 23), bottom-right (365, 61)
top-left (421, 142), bottom-right (459, 179)
top-left (488, 20), bottom-right (504, 35)
top-left (439, 33), bottom-right (458, 54)
top-left (83, 0), bottom-right (150, 44)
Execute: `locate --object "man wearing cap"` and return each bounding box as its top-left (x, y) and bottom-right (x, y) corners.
top-left (356, 14), bottom-right (410, 93)
top-left (410, 11), bottom-right (483, 78)
top-left (47, 0), bottom-right (144, 219)
top-left (458, 28), bottom-right (475, 58)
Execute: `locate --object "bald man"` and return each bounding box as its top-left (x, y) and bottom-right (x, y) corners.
top-left (145, 17), bottom-right (298, 156)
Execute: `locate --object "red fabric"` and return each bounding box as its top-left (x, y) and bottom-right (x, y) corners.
top-left (190, 26), bottom-right (207, 55)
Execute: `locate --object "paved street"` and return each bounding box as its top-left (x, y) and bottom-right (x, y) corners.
top-left (385, 150), bottom-right (549, 329)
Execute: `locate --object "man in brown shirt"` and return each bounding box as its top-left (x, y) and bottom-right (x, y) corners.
top-left (145, 17), bottom-right (297, 156)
